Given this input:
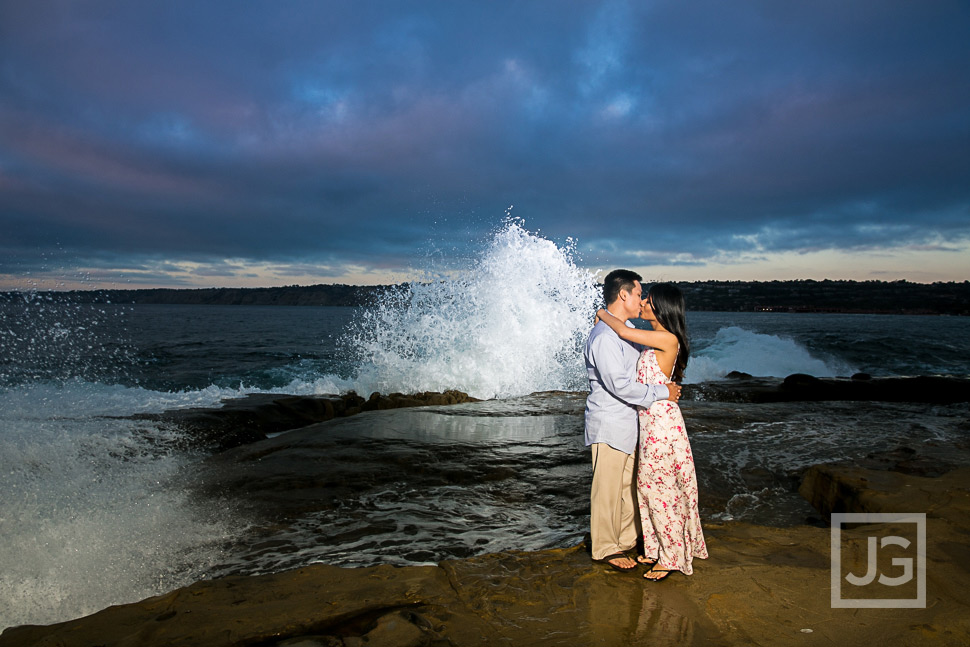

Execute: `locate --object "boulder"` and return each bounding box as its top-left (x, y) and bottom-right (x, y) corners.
top-left (799, 463), bottom-right (970, 528)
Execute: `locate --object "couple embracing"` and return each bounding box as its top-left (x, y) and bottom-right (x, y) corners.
top-left (583, 269), bottom-right (708, 581)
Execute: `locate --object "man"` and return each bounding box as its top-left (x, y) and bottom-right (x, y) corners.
top-left (584, 269), bottom-right (682, 571)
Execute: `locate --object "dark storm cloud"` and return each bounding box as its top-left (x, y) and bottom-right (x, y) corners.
top-left (0, 0), bottom-right (968, 283)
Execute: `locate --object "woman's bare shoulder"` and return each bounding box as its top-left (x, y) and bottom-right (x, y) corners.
top-left (653, 330), bottom-right (679, 352)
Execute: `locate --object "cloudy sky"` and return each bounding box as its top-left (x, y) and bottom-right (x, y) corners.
top-left (1, 0), bottom-right (968, 289)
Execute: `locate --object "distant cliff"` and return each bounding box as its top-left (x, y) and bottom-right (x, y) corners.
top-left (678, 279), bottom-right (970, 315)
top-left (3, 284), bottom-right (385, 307)
top-left (3, 280), bottom-right (969, 314)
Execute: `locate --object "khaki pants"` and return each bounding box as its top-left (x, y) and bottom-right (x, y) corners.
top-left (589, 442), bottom-right (639, 560)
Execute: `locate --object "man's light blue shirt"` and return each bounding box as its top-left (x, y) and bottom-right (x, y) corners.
top-left (584, 318), bottom-right (670, 455)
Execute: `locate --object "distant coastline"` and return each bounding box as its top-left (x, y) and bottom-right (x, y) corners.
top-left (2, 279), bottom-right (969, 315)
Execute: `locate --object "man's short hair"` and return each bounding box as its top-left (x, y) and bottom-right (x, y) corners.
top-left (603, 269), bottom-right (642, 305)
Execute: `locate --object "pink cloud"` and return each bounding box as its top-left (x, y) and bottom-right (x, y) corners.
top-left (2, 108), bottom-right (222, 200)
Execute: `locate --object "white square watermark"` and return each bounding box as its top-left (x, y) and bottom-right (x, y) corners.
top-left (831, 513), bottom-right (926, 608)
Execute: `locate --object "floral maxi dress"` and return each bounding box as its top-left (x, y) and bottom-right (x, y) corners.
top-left (636, 348), bottom-right (708, 575)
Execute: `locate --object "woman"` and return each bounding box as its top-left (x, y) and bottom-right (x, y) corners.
top-left (596, 282), bottom-right (707, 581)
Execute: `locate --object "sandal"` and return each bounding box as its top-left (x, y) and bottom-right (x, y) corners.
top-left (643, 567), bottom-right (672, 581)
top-left (595, 553), bottom-right (638, 572)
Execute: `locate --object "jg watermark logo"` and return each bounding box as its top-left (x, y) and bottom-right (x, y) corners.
top-left (831, 513), bottom-right (926, 608)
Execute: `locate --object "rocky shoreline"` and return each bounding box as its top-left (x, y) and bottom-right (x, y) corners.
top-left (133, 389), bottom-right (481, 451)
top-left (3, 464), bottom-right (967, 646)
top-left (3, 377), bottom-right (969, 646)
top-left (135, 375), bottom-right (970, 452)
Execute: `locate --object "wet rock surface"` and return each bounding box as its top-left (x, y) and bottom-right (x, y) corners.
top-left (192, 396), bottom-right (593, 573)
top-left (133, 390), bottom-right (480, 451)
top-left (4, 465), bottom-right (969, 646)
top-left (129, 375), bottom-right (970, 454)
top-left (6, 383), bottom-right (970, 646)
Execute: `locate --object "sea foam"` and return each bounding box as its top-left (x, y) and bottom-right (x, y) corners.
top-left (0, 385), bottom-right (243, 630)
top-left (687, 326), bottom-right (855, 383)
top-left (344, 220), bottom-right (601, 400)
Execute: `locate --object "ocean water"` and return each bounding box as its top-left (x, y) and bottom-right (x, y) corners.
top-left (2, 221), bottom-right (969, 630)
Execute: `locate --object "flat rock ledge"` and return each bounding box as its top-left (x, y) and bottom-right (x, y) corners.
top-left (134, 390), bottom-right (481, 451)
top-left (133, 375), bottom-right (970, 452)
top-left (4, 466), bottom-right (970, 647)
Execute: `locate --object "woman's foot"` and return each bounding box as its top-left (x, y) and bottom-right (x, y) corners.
top-left (636, 555), bottom-right (657, 567)
top-left (643, 566), bottom-right (672, 581)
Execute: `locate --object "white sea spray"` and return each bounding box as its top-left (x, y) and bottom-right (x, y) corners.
top-left (345, 220), bottom-right (601, 399)
top-left (687, 325), bottom-right (856, 382)
top-left (0, 383), bottom-right (242, 630)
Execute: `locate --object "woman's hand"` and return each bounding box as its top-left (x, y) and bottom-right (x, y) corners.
top-left (595, 308), bottom-right (608, 324)
top-left (666, 383), bottom-right (682, 402)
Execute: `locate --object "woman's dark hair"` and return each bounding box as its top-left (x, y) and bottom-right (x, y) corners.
top-left (648, 282), bottom-right (689, 382)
